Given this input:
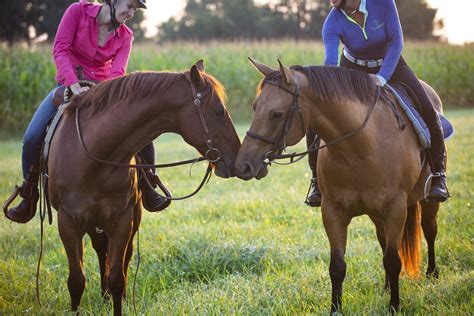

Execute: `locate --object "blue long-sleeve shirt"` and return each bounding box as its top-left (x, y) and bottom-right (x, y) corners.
top-left (322, 0), bottom-right (403, 84)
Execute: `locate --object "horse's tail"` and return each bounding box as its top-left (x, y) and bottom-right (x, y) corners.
top-left (399, 202), bottom-right (422, 278)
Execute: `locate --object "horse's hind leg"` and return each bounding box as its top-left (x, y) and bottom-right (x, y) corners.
top-left (322, 202), bottom-right (349, 314)
top-left (108, 215), bottom-right (134, 316)
top-left (58, 211), bottom-right (86, 312)
top-left (420, 201), bottom-right (439, 278)
top-left (89, 230), bottom-right (110, 297)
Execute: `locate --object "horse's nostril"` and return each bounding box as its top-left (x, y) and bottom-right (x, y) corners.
top-left (241, 163), bottom-right (253, 177)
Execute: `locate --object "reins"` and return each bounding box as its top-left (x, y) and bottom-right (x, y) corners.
top-left (74, 75), bottom-right (220, 200)
top-left (273, 86), bottom-right (382, 164)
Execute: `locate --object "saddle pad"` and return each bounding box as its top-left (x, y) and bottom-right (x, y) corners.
top-left (386, 84), bottom-right (454, 149)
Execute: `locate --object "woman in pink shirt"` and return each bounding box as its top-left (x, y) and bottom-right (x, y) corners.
top-left (6, 0), bottom-right (170, 224)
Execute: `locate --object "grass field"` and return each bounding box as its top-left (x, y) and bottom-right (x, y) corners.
top-left (0, 109), bottom-right (473, 314)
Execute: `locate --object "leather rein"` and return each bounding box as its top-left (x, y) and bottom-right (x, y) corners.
top-left (75, 75), bottom-right (221, 200)
top-left (246, 74), bottom-right (381, 166)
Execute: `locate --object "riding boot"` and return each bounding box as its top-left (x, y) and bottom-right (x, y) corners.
top-left (305, 132), bottom-right (322, 207)
top-left (306, 177), bottom-right (322, 207)
top-left (426, 116), bottom-right (449, 202)
top-left (139, 168), bottom-right (171, 212)
top-left (5, 167), bottom-right (39, 223)
top-left (428, 172), bottom-right (449, 202)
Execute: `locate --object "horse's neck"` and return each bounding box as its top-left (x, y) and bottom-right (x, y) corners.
top-left (306, 97), bottom-right (373, 156)
top-left (79, 98), bottom-right (177, 162)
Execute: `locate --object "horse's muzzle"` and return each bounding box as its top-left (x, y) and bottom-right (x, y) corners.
top-left (235, 160), bottom-right (268, 181)
top-left (214, 160), bottom-right (235, 178)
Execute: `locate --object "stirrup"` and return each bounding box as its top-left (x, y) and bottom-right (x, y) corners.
top-left (425, 172), bottom-right (450, 203)
top-left (3, 185), bottom-right (21, 218)
top-left (305, 177), bottom-right (322, 207)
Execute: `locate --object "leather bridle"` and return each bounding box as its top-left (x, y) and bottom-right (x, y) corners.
top-left (246, 72), bottom-right (382, 166)
top-left (186, 75), bottom-right (222, 164)
top-left (247, 76), bottom-right (305, 164)
top-left (246, 75), bottom-right (306, 164)
top-left (76, 75), bottom-right (221, 168)
top-left (74, 75), bottom-right (224, 200)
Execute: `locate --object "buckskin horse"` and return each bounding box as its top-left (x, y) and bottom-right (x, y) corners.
top-left (235, 59), bottom-right (444, 313)
top-left (46, 60), bottom-right (240, 315)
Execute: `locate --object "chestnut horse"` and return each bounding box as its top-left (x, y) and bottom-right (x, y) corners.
top-left (235, 59), bottom-right (442, 313)
top-left (48, 61), bottom-right (241, 315)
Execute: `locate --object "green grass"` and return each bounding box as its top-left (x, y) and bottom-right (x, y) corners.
top-left (0, 109), bottom-right (473, 314)
top-left (1, 41), bottom-right (474, 137)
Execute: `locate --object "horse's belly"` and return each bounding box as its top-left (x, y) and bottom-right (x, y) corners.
top-left (320, 161), bottom-right (417, 211)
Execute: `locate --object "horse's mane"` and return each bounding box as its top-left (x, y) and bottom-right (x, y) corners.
top-left (257, 65), bottom-right (376, 106)
top-left (202, 72), bottom-right (227, 104)
top-left (66, 70), bottom-right (227, 116)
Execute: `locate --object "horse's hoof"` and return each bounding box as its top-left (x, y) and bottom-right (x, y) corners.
top-left (426, 268), bottom-right (439, 279)
top-left (101, 290), bottom-right (111, 301)
top-left (389, 304), bottom-right (400, 314)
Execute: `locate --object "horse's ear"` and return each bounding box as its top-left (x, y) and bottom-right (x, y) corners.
top-left (190, 65), bottom-right (205, 88)
top-left (278, 59), bottom-right (294, 86)
top-left (196, 59), bottom-right (205, 72)
top-left (248, 57), bottom-right (276, 77)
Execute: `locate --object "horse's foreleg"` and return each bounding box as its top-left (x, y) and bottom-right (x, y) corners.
top-left (322, 202), bottom-right (349, 314)
top-left (369, 214), bottom-right (389, 290)
top-left (420, 201), bottom-right (439, 278)
top-left (89, 230), bottom-right (110, 298)
top-left (122, 204), bottom-right (142, 300)
top-left (383, 205), bottom-right (407, 313)
top-left (58, 211), bottom-right (86, 312)
top-left (107, 216), bottom-right (133, 316)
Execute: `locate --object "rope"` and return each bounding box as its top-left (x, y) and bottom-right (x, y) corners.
top-left (132, 227), bottom-right (140, 315)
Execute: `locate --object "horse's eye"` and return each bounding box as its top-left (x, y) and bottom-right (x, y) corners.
top-left (215, 109), bottom-right (225, 116)
top-left (213, 103), bottom-right (225, 116)
top-left (271, 111), bottom-right (284, 119)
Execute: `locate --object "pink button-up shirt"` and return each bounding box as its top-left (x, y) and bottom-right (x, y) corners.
top-left (53, 0), bottom-right (133, 86)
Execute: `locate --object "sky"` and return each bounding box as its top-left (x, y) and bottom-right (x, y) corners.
top-left (144, 0), bottom-right (474, 45)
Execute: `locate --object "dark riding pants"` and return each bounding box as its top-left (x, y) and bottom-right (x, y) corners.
top-left (307, 55), bottom-right (446, 174)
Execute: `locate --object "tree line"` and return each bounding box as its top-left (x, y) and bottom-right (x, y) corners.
top-left (159, 0), bottom-right (438, 42)
top-left (1, 0), bottom-right (438, 45)
top-left (1, 0), bottom-right (145, 45)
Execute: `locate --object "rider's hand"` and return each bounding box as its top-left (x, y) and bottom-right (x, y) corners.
top-left (369, 74), bottom-right (385, 87)
top-left (69, 82), bottom-right (90, 95)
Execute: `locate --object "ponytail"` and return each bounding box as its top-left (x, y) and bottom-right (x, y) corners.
top-left (105, 0), bottom-right (120, 36)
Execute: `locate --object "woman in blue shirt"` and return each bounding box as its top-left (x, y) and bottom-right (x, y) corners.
top-left (305, 0), bottom-right (449, 206)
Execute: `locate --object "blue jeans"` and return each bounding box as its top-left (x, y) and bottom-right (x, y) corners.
top-left (22, 85), bottom-right (61, 178)
top-left (21, 85), bottom-right (156, 179)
